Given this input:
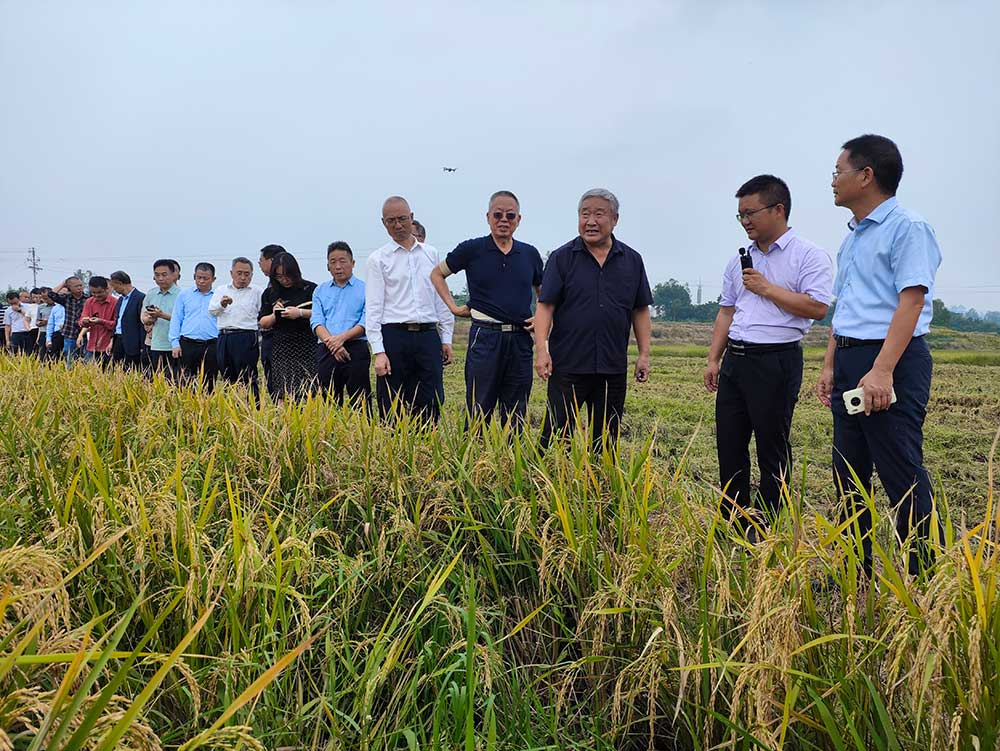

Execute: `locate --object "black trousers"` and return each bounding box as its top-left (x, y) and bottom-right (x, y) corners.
top-left (376, 326), bottom-right (444, 423)
top-left (147, 349), bottom-right (177, 381)
top-left (465, 324), bottom-right (533, 429)
top-left (111, 335), bottom-right (141, 370)
top-left (9, 331), bottom-right (34, 355)
top-left (47, 332), bottom-right (64, 361)
top-left (261, 330), bottom-right (274, 395)
top-left (216, 330), bottom-right (260, 397)
top-left (715, 343), bottom-right (803, 529)
top-left (179, 336), bottom-right (218, 389)
top-left (541, 371), bottom-right (628, 453)
top-left (317, 339), bottom-right (371, 407)
top-left (832, 336), bottom-right (938, 577)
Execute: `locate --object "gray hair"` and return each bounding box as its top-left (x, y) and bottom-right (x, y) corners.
top-left (578, 188), bottom-right (619, 216)
top-left (232, 256), bottom-right (253, 269)
top-left (489, 190), bottom-right (519, 209)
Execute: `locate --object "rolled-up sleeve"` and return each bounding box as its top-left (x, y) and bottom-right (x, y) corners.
top-left (799, 248), bottom-right (834, 304)
top-left (365, 255), bottom-right (386, 354)
top-left (892, 220), bottom-right (941, 294)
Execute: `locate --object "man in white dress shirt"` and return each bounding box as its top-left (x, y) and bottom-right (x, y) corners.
top-left (366, 196), bottom-right (455, 422)
top-left (209, 256), bottom-right (264, 398)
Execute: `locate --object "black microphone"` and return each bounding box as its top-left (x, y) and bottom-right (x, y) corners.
top-left (739, 246), bottom-right (753, 270)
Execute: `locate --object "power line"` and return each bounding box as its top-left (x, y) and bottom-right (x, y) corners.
top-left (26, 248), bottom-right (42, 288)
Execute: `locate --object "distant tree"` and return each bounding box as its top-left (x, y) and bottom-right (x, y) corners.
top-left (931, 298), bottom-right (951, 327)
top-left (453, 286), bottom-right (470, 307)
top-left (652, 279), bottom-right (692, 319)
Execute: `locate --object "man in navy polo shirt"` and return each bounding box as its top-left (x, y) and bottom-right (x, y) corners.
top-left (431, 190), bottom-right (543, 429)
top-left (816, 134), bottom-right (943, 579)
top-left (534, 188), bottom-right (653, 453)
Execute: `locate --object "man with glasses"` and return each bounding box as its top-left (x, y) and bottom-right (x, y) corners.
top-left (169, 262), bottom-right (219, 388)
top-left (430, 190), bottom-right (543, 429)
top-left (705, 175), bottom-right (832, 537)
top-left (142, 259), bottom-right (181, 379)
top-left (209, 257), bottom-right (264, 397)
top-left (366, 195), bottom-right (454, 422)
top-left (816, 134), bottom-right (943, 579)
top-left (534, 188), bottom-right (653, 453)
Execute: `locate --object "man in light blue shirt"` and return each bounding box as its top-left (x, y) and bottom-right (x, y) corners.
top-left (169, 262), bottom-right (219, 388)
top-left (816, 134), bottom-right (942, 579)
top-left (45, 302), bottom-right (66, 359)
top-left (312, 241), bottom-right (370, 407)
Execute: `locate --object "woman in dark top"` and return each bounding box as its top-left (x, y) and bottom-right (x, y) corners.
top-left (258, 253), bottom-right (317, 400)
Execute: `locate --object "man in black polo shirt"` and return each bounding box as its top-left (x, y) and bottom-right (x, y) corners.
top-left (430, 190), bottom-right (544, 429)
top-left (534, 188), bottom-right (653, 452)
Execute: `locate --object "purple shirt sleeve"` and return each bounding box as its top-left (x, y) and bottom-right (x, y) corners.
top-left (719, 257), bottom-right (740, 307)
top-left (798, 248), bottom-right (834, 304)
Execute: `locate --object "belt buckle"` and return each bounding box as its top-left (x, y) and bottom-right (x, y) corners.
top-left (406, 323), bottom-right (420, 332)
top-left (500, 324), bottom-right (513, 332)
top-left (728, 340), bottom-right (745, 356)
top-left (836, 336), bottom-right (849, 348)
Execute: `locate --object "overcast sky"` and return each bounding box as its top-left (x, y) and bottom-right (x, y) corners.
top-left (2, 0), bottom-right (998, 311)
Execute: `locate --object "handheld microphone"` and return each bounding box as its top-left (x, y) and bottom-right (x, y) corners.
top-left (739, 246), bottom-right (753, 270)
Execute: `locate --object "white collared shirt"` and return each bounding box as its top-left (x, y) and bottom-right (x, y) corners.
top-left (365, 239), bottom-right (455, 354)
top-left (208, 283), bottom-right (264, 331)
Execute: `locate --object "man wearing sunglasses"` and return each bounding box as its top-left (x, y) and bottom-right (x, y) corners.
top-left (430, 190), bottom-right (543, 430)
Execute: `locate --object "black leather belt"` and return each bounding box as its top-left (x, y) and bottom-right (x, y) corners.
top-left (219, 328), bottom-right (256, 334)
top-left (835, 336), bottom-right (885, 348)
top-left (383, 322), bottom-right (437, 332)
top-left (727, 338), bottom-right (800, 356)
top-left (180, 336), bottom-right (214, 343)
top-left (471, 319), bottom-right (524, 332)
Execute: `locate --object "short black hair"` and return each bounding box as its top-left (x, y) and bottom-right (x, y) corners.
top-left (6, 292), bottom-right (17, 301)
top-left (30, 287), bottom-right (40, 295)
top-left (270, 252), bottom-right (304, 288)
top-left (194, 262), bottom-right (216, 276)
top-left (89, 276), bottom-right (109, 289)
top-left (841, 134), bottom-right (904, 195)
top-left (152, 259), bottom-right (174, 272)
top-left (260, 244), bottom-right (286, 260)
top-left (110, 270), bottom-right (131, 284)
top-left (327, 241), bottom-right (353, 259)
top-left (735, 174), bottom-right (792, 220)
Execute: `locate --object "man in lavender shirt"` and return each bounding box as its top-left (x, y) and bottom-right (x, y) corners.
top-left (704, 175), bottom-right (833, 535)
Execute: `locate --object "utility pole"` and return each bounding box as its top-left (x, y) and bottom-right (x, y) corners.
top-left (26, 247), bottom-right (42, 288)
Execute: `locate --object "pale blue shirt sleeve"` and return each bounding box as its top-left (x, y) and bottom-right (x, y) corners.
top-left (719, 257), bottom-right (740, 307)
top-left (892, 219), bottom-right (941, 293)
top-left (310, 283), bottom-right (328, 334)
top-left (168, 292), bottom-right (184, 348)
top-left (799, 248), bottom-right (834, 304)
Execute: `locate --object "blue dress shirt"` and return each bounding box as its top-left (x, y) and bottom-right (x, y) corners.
top-left (168, 288), bottom-right (218, 347)
top-left (310, 276), bottom-right (367, 341)
top-left (115, 288), bottom-right (135, 335)
top-left (832, 197), bottom-right (941, 339)
top-left (46, 304), bottom-right (65, 343)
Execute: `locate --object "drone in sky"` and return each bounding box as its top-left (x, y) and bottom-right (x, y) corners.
top-left (442, 166), bottom-right (457, 172)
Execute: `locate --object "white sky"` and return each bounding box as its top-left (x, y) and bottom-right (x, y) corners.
top-left (2, 0), bottom-right (999, 311)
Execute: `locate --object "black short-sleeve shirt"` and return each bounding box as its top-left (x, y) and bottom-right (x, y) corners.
top-left (260, 281), bottom-right (317, 338)
top-left (445, 235), bottom-right (544, 324)
top-left (539, 236), bottom-right (653, 375)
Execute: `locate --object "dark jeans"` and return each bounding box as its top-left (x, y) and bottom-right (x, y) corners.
top-left (179, 336), bottom-right (218, 389)
top-left (317, 339), bottom-right (371, 407)
top-left (111, 335), bottom-right (142, 370)
top-left (715, 343), bottom-right (803, 529)
top-left (376, 326), bottom-right (444, 423)
top-left (217, 330), bottom-right (260, 398)
top-left (540, 371), bottom-right (628, 453)
top-left (465, 324), bottom-right (533, 429)
top-left (832, 336), bottom-right (938, 577)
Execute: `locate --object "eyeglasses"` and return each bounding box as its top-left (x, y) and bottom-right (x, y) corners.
top-left (383, 215), bottom-right (411, 226)
top-left (492, 211), bottom-right (518, 222)
top-left (736, 204), bottom-right (777, 222)
top-left (832, 167), bottom-right (866, 180)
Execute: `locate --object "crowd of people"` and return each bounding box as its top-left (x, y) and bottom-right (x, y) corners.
top-left (1, 133), bottom-right (943, 578)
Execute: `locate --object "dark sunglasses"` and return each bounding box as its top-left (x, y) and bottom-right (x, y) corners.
top-left (492, 211), bottom-right (517, 221)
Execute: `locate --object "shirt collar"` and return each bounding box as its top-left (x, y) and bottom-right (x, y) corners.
top-left (330, 275), bottom-right (357, 288)
top-left (848, 196), bottom-right (898, 231)
top-left (572, 234), bottom-right (623, 255)
top-left (487, 235), bottom-right (520, 254)
top-left (752, 228), bottom-right (796, 254)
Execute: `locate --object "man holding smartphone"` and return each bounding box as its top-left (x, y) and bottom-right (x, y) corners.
top-left (142, 259), bottom-right (181, 379)
top-left (705, 175), bottom-right (832, 536)
top-left (816, 134), bottom-right (942, 579)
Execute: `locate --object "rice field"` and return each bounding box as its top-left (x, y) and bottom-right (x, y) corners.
top-left (1, 331), bottom-right (999, 750)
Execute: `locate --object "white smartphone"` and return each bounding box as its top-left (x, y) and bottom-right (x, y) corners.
top-left (843, 386), bottom-right (897, 415)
